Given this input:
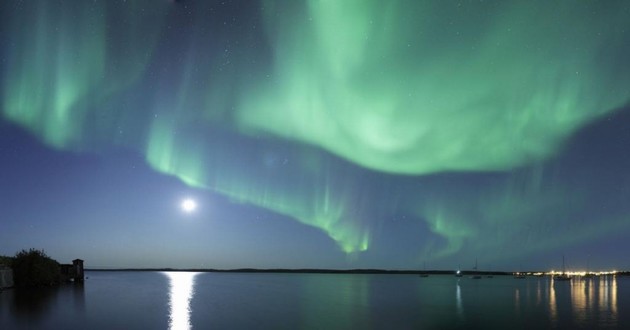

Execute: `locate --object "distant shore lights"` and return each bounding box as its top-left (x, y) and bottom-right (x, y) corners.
top-left (548, 270), bottom-right (618, 277)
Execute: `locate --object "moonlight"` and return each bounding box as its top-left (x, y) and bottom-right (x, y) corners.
top-left (181, 198), bottom-right (197, 213)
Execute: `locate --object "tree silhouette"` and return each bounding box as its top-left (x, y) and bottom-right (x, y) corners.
top-left (12, 249), bottom-right (61, 287)
top-left (0, 255), bottom-right (13, 266)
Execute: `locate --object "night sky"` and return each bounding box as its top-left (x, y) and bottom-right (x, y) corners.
top-left (1, 0), bottom-right (630, 271)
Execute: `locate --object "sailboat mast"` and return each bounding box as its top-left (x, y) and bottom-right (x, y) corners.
top-left (562, 255), bottom-right (566, 274)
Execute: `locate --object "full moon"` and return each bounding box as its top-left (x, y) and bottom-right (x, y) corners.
top-left (181, 198), bottom-right (197, 213)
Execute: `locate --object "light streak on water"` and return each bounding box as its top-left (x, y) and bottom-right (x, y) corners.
top-left (549, 280), bottom-right (557, 326)
top-left (455, 281), bottom-right (463, 317)
top-left (164, 272), bottom-right (199, 330)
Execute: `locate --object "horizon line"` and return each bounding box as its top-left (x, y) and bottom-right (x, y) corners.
top-left (82, 267), bottom-right (630, 275)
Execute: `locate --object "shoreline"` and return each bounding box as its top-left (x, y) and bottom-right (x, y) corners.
top-left (85, 268), bottom-right (630, 276)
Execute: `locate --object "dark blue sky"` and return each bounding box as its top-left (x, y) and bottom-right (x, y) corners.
top-left (1, 0), bottom-right (630, 271)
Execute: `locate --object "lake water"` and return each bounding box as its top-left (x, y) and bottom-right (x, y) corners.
top-left (1, 271), bottom-right (628, 329)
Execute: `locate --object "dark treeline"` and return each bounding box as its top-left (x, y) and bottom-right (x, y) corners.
top-left (9, 249), bottom-right (61, 287)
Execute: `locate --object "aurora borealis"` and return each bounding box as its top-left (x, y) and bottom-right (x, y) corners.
top-left (1, 0), bottom-right (630, 270)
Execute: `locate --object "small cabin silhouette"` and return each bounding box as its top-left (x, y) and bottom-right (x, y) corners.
top-left (60, 259), bottom-right (84, 282)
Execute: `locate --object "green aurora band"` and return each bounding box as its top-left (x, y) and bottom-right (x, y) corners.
top-left (2, 1), bottom-right (168, 150)
top-left (414, 167), bottom-right (630, 264)
top-left (2, 0), bottom-right (630, 258)
top-left (241, 0), bottom-right (630, 174)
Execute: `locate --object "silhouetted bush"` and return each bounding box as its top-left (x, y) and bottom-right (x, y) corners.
top-left (12, 249), bottom-right (61, 287)
top-left (0, 255), bottom-right (13, 266)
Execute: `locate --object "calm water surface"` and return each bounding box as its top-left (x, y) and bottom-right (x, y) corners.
top-left (1, 271), bottom-right (628, 329)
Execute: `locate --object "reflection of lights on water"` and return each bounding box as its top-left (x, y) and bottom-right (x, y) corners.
top-left (164, 272), bottom-right (199, 330)
top-left (600, 275), bottom-right (618, 325)
top-left (536, 281), bottom-right (542, 305)
top-left (455, 282), bottom-right (463, 317)
top-left (587, 279), bottom-right (595, 310)
top-left (549, 280), bottom-right (557, 326)
top-left (546, 274), bottom-right (619, 327)
top-left (611, 276), bottom-right (618, 320)
top-left (570, 278), bottom-right (587, 325)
